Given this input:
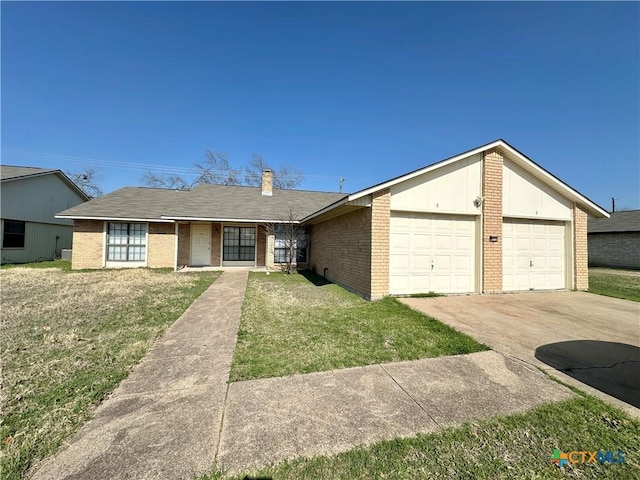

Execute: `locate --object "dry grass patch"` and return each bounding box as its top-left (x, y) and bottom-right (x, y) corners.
top-left (0, 266), bottom-right (220, 480)
top-left (230, 271), bottom-right (487, 381)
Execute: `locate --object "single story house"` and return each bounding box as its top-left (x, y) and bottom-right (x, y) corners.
top-left (57, 139), bottom-right (608, 299)
top-left (1, 165), bottom-right (89, 264)
top-left (588, 210), bottom-right (640, 269)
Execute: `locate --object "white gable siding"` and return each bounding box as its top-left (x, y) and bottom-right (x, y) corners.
top-left (1, 174), bottom-right (86, 226)
top-left (390, 153), bottom-right (482, 215)
top-left (503, 159), bottom-right (571, 220)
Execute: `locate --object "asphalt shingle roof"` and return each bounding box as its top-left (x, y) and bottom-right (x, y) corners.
top-left (1, 165), bottom-right (57, 181)
top-left (588, 210), bottom-right (640, 233)
top-left (57, 184), bottom-right (346, 222)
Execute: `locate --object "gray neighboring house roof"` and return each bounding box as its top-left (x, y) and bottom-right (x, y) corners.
top-left (588, 210), bottom-right (640, 234)
top-left (1, 165), bottom-right (57, 181)
top-left (57, 183), bottom-right (346, 223)
top-left (1, 165), bottom-right (90, 200)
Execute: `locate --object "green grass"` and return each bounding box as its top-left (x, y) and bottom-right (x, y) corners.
top-left (229, 271), bottom-right (488, 382)
top-left (0, 267), bottom-right (220, 480)
top-left (0, 259), bottom-right (72, 270)
top-left (588, 269), bottom-right (640, 302)
top-left (200, 395), bottom-right (640, 480)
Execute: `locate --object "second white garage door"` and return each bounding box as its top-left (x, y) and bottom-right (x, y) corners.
top-left (503, 219), bottom-right (566, 291)
top-left (390, 213), bottom-right (477, 295)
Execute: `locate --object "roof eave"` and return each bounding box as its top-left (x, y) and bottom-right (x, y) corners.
top-left (160, 215), bottom-right (300, 224)
top-left (55, 215), bottom-right (171, 223)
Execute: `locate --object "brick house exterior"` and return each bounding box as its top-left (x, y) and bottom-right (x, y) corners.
top-left (588, 210), bottom-right (640, 270)
top-left (58, 140), bottom-right (608, 299)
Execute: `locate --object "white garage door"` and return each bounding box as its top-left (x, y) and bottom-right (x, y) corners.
top-left (503, 219), bottom-right (566, 291)
top-left (390, 213), bottom-right (477, 295)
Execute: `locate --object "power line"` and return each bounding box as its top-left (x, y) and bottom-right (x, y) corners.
top-left (1, 147), bottom-right (367, 183)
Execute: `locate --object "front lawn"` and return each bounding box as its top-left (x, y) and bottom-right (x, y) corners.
top-left (203, 394), bottom-right (639, 480)
top-left (588, 268), bottom-right (640, 302)
top-left (0, 265), bottom-right (220, 480)
top-left (230, 271), bottom-right (488, 382)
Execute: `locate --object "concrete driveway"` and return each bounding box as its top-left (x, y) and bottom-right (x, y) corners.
top-left (401, 291), bottom-right (640, 416)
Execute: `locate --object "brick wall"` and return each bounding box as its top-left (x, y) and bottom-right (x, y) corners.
top-left (147, 222), bottom-right (175, 268)
top-left (482, 150), bottom-right (503, 293)
top-left (72, 220), bottom-right (104, 269)
top-left (177, 223), bottom-right (190, 267)
top-left (574, 204), bottom-right (589, 290)
top-left (211, 223), bottom-right (221, 266)
top-left (256, 224), bottom-right (266, 267)
top-left (370, 189), bottom-right (390, 299)
top-left (589, 232), bottom-right (640, 269)
top-left (309, 207), bottom-right (372, 298)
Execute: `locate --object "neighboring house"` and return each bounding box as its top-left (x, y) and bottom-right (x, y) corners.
top-left (588, 210), bottom-right (640, 269)
top-left (1, 165), bottom-right (89, 264)
top-left (57, 139), bottom-right (608, 299)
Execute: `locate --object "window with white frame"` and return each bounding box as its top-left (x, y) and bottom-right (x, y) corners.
top-left (107, 223), bottom-right (146, 261)
top-left (274, 225), bottom-right (307, 263)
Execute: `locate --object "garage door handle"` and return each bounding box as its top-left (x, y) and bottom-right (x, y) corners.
top-left (530, 260), bottom-right (534, 267)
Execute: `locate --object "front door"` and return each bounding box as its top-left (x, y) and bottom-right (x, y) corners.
top-left (190, 224), bottom-right (212, 266)
top-left (222, 226), bottom-right (256, 266)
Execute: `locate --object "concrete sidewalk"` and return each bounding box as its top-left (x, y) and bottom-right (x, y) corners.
top-left (216, 350), bottom-right (574, 473)
top-left (32, 271), bottom-right (578, 478)
top-left (32, 270), bottom-right (249, 480)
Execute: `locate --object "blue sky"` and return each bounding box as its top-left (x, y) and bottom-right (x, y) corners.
top-left (2, 2), bottom-right (639, 210)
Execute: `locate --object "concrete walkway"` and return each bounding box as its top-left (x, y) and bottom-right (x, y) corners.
top-left (216, 351), bottom-right (574, 473)
top-left (32, 269), bottom-right (249, 480)
top-left (33, 272), bottom-right (577, 478)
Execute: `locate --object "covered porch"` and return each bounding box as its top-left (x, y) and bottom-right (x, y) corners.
top-left (176, 221), bottom-right (268, 270)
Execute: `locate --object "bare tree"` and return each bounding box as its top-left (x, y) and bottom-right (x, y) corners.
top-left (142, 171), bottom-right (192, 190)
top-left (263, 204), bottom-right (308, 274)
top-left (244, 154), bottom-right (303, 189)
top-left (194, 151), bottom-right (242, 185)
top-left (142, 151), bottom-right (241, 189)
top-left (66, 168), bottom-right (103, 198)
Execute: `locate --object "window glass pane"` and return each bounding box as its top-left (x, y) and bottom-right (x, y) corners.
top-left (129, 246), bottom-right (144, 261)
top-left (108, 245), bottom-right (126, 261)
top-left (3, 220), bottom-right (26, 248)
top-left (274, 248), bottom-right (290, 263)
top-left (107, 223), bottom-right (146, 261)
top-left (240, 228), bottom-right (255, 246)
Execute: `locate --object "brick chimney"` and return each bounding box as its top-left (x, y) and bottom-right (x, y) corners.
top-left (261, 169), bottom-right (273, 196)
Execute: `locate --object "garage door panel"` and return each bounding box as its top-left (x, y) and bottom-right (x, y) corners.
top-left (434, 255), bottom-right (450, 270)
top-left (435, 234), bottom-right (451, 250)
top-left (413, 233), bottom-right (431, 250)
top-left (503, 219), bottom-right (566, 291)
top-left (432, 274), bottom-right (452, 290)
top-left (454, 254), bottom-right (471, 270)
top-left (392, 216), bottom-right (411, 230)
top-left (391, 232), bottom-right (410, 249)
top-left (413, 254), bottom-right (431, 270)
top-left (549, 237), bottom-right (563, 252)
top-left (390, 253), bottom-right (410, 272)
top-left (390, 275), bottom-right (410, 293)
top-left (390, 213), bottom-right (476, 295)
top-left (412, 274), bottom-right (431, 292)
top-left (455, 236), bottom-right (472, 250)
top-left (548, 255), bottom-right (564, 270)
